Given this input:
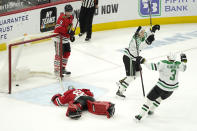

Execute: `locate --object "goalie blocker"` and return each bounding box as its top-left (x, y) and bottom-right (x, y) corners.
top-left (87, 100), bottom-right (115, 118)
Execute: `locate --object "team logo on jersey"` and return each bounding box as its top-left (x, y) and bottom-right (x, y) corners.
top-left (138, 0), bottom-right (161, 17)
top-left (40, 7), bottom-right (57, 32)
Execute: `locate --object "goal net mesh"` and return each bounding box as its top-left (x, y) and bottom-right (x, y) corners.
top-left (0, 33), bottom-right (62, 94)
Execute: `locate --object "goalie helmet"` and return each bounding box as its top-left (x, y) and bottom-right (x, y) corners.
top-left (167, 52), bottom-right (176, 61)
top-left (68, 85), bottom-right (75, 90)
top-left (65, 4), bottom-right (73, 12)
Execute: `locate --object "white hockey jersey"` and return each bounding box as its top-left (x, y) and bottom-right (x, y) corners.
top-left (124, 30), bottom-right (152, 61)
top-left (145, 60), bottom-right (187, 91)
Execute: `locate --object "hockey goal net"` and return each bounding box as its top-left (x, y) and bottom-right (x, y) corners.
top-left (0, 33), bottom-right (64, 94)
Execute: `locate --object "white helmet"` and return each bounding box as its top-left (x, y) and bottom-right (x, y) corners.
top-left (167, 52), bottom-right (176, 61)
top-left (67, 85), bottom-right (75, 90)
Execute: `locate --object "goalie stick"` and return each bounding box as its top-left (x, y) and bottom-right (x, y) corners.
top-left (58, 35), bottom-right (64, 90)
top-left (58, 75), bottom-right (65, 90)
top-left (134, 26), bottom-right (146, 97)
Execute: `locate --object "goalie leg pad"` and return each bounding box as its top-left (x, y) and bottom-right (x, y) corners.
top-left (74, 96), bottom-right (95, 110)
top-left (66, 102), bottom-right (82, 119)
top-left (87, 100), bottom-right (115, 118)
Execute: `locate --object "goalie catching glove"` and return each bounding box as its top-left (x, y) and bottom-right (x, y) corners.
top-left (180, 53), bottom-right (187, 63)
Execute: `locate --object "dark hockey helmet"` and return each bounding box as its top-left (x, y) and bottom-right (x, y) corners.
top-left (65, 4), bottom-right (73, 12)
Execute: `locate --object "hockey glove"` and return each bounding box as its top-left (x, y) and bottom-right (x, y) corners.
top-left (68, 30), bottom-right (75, 36)
top-left (137, 56), bottom-right (146, 64)
top-left (146, 34), bottom-right (155, 45)
top-left (180, 53), bottom-right (187, 63)
top-left (151, 24), bottom-right (160, 33)
top-left (51, 94), bottom-right (62, 104)
top-left (70, 36), bottom-right (75, 42)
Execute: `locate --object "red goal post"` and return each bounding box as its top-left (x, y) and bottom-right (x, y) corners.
top-left (8, 33), bottom-right (63, 94)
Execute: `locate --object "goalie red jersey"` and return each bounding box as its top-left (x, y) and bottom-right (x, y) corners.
top-left (51, 86), bottom-right (115, 119)
top-left (52, 88), bottom-right (94, 106)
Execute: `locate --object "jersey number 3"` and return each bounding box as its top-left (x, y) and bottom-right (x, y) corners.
top-left (170, 69), bottom-right (176, 81)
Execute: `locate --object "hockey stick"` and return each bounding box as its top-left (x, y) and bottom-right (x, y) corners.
top-left (148, 0), bottom-right (152, 28)
top-left (134, 26), bottom-right (146, 97)
top-left (73, 11), bottom-right (79, 33)
top-left (67, 11), bottom-right (79, 37)
top-left (58, 76), bottom-right (64, 91)
top-left (59, 35), bottom-right (64, 90)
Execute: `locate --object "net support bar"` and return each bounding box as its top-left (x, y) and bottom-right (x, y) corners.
top-left (8, 33), bottom-right (60, 94)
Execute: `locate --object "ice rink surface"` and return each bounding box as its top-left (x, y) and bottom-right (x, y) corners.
top-left (0, 23), bottom-right (197, 131)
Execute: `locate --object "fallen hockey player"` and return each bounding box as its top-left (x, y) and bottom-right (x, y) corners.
top-left (51, 86), bottom-right (115, 119)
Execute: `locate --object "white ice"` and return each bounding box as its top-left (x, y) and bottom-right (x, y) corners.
top-left (0, 23), bottom-right (197, 131)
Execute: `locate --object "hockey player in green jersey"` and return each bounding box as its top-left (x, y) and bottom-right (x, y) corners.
top-left (135, 52), bottom-right (187, 121)
top-left (116, 25), bottom-right (160, 98)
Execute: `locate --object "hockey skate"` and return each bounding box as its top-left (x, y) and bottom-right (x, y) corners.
top-left (116, 81), bottom-right (126, 98)
top-left (134, 115), bottom-right (142, 122)
top-left (148, 111), bottom-right (154, 115)
top-left (116, 90), bottom-right (125, 98)
top-left (85, 37), bottom-right (91, 41)
top-left (62, 68), bottom-right (71, 75)
top-left (78, 33), bottom-right (84, 37)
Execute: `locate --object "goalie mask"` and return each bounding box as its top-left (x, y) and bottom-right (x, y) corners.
top-left (167, 52), bottom-right (176, 61)
top-left (67, 85), bottom-right (75, 90)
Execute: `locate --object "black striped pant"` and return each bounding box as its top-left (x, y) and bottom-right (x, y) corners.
top-left (123, 55), bottom-right (141, 76)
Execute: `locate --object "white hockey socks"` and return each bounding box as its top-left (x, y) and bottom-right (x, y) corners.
top-left (148, 97), bottom-right (162, 114)
top-left (137, 97), bottom-right (162, 120)
top-left (138, 98), bottom-right (153, 119)
top-left (118, 76), bottom-right (134, 92)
